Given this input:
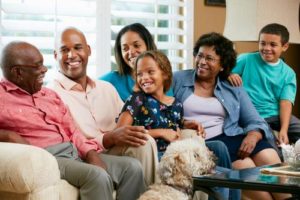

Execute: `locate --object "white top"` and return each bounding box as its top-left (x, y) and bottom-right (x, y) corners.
top-left (183, 94), bottom-right (225, 139)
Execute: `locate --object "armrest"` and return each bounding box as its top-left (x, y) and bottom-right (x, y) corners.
top-left (0, 142), bottom-right (60, 194)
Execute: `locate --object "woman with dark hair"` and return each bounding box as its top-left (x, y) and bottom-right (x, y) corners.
top-left (99, 23), bottom-right (172, 101)
top-left (100, 23), bottom-right (232, 166)
top-left (173, 32), bottom-right (283, 199)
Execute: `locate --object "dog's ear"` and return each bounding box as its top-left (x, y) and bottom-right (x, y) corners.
top-left (158, 153), bottom-right (177, 183)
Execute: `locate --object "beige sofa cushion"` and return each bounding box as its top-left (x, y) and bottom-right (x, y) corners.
top-left (58, 180), bottom-right (79, 200)
top-left (0, 143), bottom-right (61, 199)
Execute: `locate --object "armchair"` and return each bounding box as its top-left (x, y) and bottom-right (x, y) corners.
top-left (0, 142), bottom-right (79, 200)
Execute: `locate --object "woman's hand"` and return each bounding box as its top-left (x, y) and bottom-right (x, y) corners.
top-left (183, 120), bottom-right (206, 138)
top-left (238, 131), bottom-right (262, 159)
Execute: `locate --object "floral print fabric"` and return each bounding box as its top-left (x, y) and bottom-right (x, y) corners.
top-left (121, 92), bottom-right (184, 152)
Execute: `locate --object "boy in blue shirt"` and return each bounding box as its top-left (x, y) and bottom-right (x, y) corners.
top-left (228, 23), bottom-right (300, 145)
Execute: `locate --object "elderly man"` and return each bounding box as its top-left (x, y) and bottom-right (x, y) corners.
top-left (48, 27), bottom-right (158, 186)
top-left (0, 41), bottom-right (145, 200)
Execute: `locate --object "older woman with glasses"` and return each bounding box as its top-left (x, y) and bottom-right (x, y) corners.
top-left (172, 32), bottom-right (284, 200)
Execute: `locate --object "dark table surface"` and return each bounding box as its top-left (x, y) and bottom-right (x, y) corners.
top-left (193, 164), bottom-right (300, 199)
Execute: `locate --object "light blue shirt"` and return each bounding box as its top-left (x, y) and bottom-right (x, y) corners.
top-left (100, 71), bottom-right (173, 102)
top-left (172, 69), bottom-right (274, 141)
top-left (232, 52), bottom-right (297, 118)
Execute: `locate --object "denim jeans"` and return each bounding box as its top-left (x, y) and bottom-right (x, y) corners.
top-left (206, 141), bottom-right (241, 200)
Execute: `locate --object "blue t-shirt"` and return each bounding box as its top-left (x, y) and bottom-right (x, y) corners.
top-left (99, 71), bottom-right (173, 102)
top-left (121, 91), bottom-right (184, 153)
top-left (232, 52), bottom-right (296, 118)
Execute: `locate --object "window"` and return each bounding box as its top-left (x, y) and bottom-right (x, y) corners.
top-left (0, 0), bottom-right (194, 81)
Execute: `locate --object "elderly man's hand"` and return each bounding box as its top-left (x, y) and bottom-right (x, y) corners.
top-left (104, 126), bottom-right (149, 148)
top-left (0, 129), bottom-right (30, 144)
top-left (85, 150), bottom-right (107, 170)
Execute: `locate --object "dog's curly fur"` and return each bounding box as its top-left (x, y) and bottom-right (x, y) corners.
top-left (138, 137), bottom-right (216, 200)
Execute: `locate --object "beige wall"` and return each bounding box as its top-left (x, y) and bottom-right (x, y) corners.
top-left (194, 0), bottom-right (300, 117)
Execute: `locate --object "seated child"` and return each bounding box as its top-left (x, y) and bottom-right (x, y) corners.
top-left (116, 50), bottom-right (204, 159)
top-left (229, 23), bottom-right (300, 145)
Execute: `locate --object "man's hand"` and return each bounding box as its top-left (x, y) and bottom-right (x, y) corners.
top-left (183, 120), bottom-right (206, 138)
top-left (238, 131), bottom-right (262, 159)
top-left (85, 150), bottom-right (107, 170)
top-left (0, 129), bottom-right (29, 144)
top-left (228, 74), bottom-right (243, 87)
top-left (104, 125), bottom-right (148, 148)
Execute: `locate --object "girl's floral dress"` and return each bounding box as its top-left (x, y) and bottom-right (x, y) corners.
top-left (120, 91), bottom-right (184, 155)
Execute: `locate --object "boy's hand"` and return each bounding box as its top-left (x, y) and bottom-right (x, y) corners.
top-left (183, 120), bottom-right (206, 138)
top-left (278, 131), bottom-right (289, 145)
top-left (228, 74), bottom-right (243, 87)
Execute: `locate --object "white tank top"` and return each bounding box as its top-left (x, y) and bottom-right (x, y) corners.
top-left (183, 94), bottom-right (226, 139)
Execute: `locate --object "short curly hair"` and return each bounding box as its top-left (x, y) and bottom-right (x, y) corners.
top-left (134, 50), bottom-right (172, 93)
top-left (193, 32), bottom-right (236, 80)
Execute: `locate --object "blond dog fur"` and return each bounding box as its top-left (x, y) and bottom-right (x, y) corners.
top-left (138, 137), bottom-right (216, 200)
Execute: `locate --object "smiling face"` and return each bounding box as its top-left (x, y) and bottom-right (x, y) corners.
top-left (259, 33), bottom-right (288, 63)
top-left (55, 29), bottom-right (91, 82)
top-left (11, 43), bottom-right (48, 94)
top-left (136, 56), bottom-right (165, 97)
top-left (195, 45), bottom-right (222, 81)
top-left (121, 31), bottom-right (147, 69)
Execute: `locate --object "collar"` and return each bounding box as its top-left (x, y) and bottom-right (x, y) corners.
top-left (183, 69), bottom-right (222, 88)
top-left (182, 70), bottom-right (196, 87)
top-left (1, 78), bottom-right (46, 96)
top-left (55, 72), bottom-right (96, 92)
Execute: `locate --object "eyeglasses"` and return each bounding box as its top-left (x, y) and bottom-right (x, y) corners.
top-left (196, 53), bottom-right (219, 63)
top-left (12, 64), bottom-right (46, 72)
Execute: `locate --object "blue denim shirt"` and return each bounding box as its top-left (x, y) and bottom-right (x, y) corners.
top-left (172, 69), bottom-right (274, 141)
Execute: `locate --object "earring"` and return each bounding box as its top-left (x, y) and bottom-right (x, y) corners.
top-left (220, 68), bottom-right (224, 71)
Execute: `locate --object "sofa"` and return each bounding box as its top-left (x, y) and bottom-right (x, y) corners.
top-left (0, 142), bottom-right (79, 200)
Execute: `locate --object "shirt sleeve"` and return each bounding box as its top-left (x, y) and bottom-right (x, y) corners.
top-left (238, 87), bottom-right (273, 139)
top-left (280, 70), bottom-right (297, 104)
top-left (57, 94), bottom-right (101, 158)
top-left (121, 92), bottom-right (144, 118)
top-left (232, 53), bottom-right (247, 75)
top-left (176, 101), bottom-right (184, 129)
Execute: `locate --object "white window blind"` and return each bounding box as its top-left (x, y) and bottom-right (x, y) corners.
top-left (0, 0), bottom-right (193, 81)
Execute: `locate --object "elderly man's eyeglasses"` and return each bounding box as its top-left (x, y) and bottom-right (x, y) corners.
top-left (12, 64), bottom-right (46, 72)
top-left (196, 54), bottom-right (219, 63)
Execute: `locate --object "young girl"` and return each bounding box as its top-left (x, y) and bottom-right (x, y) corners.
top-left (116, 50), bottom-right (204, 158)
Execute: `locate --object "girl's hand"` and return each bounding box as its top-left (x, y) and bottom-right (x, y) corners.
top-left (183, 120), bottom-right (206, 138)
top-left (161, 129), bottom-right (180, 142)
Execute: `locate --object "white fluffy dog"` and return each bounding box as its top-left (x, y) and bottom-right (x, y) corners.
top-left (138, 137), bottom-right (216, 200)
